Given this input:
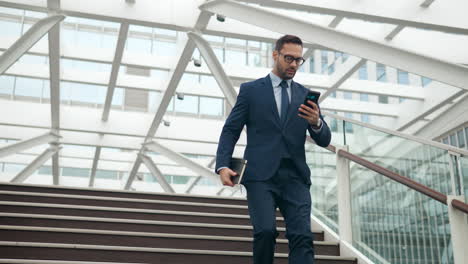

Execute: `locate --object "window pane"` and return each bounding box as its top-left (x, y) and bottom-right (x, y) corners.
top-left (376, 63), bottom-right (387, 82)
top-left (344, 92), bottom-right (352, 100)
top-left (112, 88), bottom-right (124, 107)
top-left (153, 40), bottom-right (177, 57)
top-left (174, 95), bottom-right (198, 114)
top-left (421, 76), bottom-right (432, 87)
top-left (96, 170), bottom-right (118, 180)
top-left (62, 167), bottom-right (90, 177)
top-left (0, 20), bottom-right (21, 38)
top-left (397, 70), bottom-right (409, 85)
top-left (226, 37), bottom-right (246, 46)
top-left (358, 63), bottom-right (368, 80)
top-left (378, 95), bottom-right (389, 104)
top-left (148, 91), bottom-right (161, 112)
top-left (361, 114), bottom-right (370, 123)
top-left (77, 30), bottom-right (102, 49)
top-left (225, 49), bottom-right (246, 65)
top-left (449, 133), bottom-right (457, 147)
top-left (127, 36), bottom-right (151, 54)
top-left (15, 77), bottom-right (43, 97)
top-left (200, 97), bottom-right (223, 116)
top-left (465, 128), bottom-right (468, 148)
top-left (309, 57), bottom-right (315, 73)
top-left (4, 163), bottom-right (25, 173)
top-left (0, 75), bottom-right (14, 95)
top-left (321, 50), bottom-right (328, 73)
top-left (457, 130), bottom-right (466, 148)
top-left (360, 93), bottom-right (369, 101)
top-left (248, 52), bottom-right (261, 67)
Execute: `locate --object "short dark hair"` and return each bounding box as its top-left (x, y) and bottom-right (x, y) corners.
top-left (274, 35), bottom-right (303, 51)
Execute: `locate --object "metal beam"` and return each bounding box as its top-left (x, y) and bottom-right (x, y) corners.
top-left (0, 14), bottom-right (64, 76)
top-left (102, 22), bottom-right (129, 121)
top-left (184, 175), bottom-right (202, 194)
top-left (144, 12), bottom-right (211, 142)
top-left (88, 146), bottom-right (101, 187)
top-left (187, 31), bottom-right (237, 107)
top-left (52, 151), bottom-right (60, 185)
top-left (47, 1), bottom-right (62, 186)
top-left (242, 0), bottom-right (468, 35)
top-left (396, 82), bottom-right (464, 131)
top-left (302, 47), bottom-right (315, 61)
top-left (420, 0), bottom-right (436, 8)
top-left (11, 145), bottom-right (60, 183)
top-left (385, 25), bottom-right (405, 41)
top-left (328, 16), bottom-right (343, 28)
top-left (124, 11), bottom-right (212, 190)
top-left (144, 141), bottom-right (219, 181)
top-left (320, 56), bottom-right (366, 102)
top-left (0, 132), bottom-right (60, 158)
top-left (140, 154), bottom-right (175, 193)
top-left (200, 0), bottom-right (468, 91)
top-left (414, 94), bottom-right (468, 140)
top-left (123, 154), bottom-right (143, 190)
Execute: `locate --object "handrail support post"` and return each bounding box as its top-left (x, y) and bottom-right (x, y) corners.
top-left (336, 145), bottom-right (353, 244)
top-left (447, 195), bottom-right (468, 264)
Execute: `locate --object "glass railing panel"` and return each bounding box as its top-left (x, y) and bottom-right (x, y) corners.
top-left (350, 162), bottom-right (454, 264)
top-left (306, 141), bottom-right (339, 233)
top-left (342, 119), bottom-right (453, 195)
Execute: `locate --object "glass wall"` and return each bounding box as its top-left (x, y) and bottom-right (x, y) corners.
top-left (307, 115), bottom-right (464, 264)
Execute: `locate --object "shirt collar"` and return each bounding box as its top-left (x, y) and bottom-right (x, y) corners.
top-left (269, 72), bottom-right (292, 88)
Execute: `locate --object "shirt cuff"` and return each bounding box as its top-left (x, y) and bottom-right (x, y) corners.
top-left (310, 119), bottom-right (323, 133)
top-left (217, 167), bottom-right (228, 174)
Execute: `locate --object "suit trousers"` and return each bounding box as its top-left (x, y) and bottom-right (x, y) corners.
top-left (244, 159), bottom-right (315, 264)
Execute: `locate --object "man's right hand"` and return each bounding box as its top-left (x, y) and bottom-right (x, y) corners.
top-left (219, 168), bottom-right (237, 187)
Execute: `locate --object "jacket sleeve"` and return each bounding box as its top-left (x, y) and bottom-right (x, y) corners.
top-left (215, 83), bottom-right (249, 173)
top-left (307, 107), bottom-right (331, 147)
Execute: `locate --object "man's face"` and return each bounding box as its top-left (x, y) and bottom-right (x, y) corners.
top-left (272, 43), bottom-right (303, 80)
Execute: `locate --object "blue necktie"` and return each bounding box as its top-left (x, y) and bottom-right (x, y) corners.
top-left (280, 80), bottom-right (289, 124)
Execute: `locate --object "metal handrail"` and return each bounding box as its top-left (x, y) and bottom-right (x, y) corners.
top-left (323, 111), bottom-right (468, 157)
top-left (323, 143), bottom-right (468, 214)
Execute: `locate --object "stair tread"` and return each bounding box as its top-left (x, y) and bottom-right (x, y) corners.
top-left (0, 182), bottom-right (247, 202)
top-left (0, 190), bottom-right (248, 209)
top-left (0, 259), bottom-right (147, 264)
top-left (0, 225), bottom-right (333, 245)
top-left (0, 241), bottom-right (355, 260)
top-left (0, 201), bottom-right (266, 220)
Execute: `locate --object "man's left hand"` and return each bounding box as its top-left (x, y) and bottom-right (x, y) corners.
top-left (298, 100), bottom-right (320, 127)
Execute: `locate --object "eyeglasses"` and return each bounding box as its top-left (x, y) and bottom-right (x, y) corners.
top-left (279, 52), bottom-right (305, 66)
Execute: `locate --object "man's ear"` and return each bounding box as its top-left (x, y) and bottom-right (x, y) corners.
top-left (272, 50), bottom-right (278, 61)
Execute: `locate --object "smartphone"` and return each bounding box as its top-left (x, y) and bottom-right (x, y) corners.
top-left (303, 90), bottom-right (321, 107)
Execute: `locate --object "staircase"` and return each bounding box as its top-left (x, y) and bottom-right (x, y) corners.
top-left (0, 183), bottom-right (357, 264)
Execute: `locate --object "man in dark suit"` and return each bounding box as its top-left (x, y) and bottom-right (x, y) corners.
top-left (215, 35), bottom-right (331, 264)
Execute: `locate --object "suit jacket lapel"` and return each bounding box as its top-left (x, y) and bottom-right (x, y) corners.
top-left (284, 81), bottom-right (303, 127)
top-left (264, 75), bottom-right (281, 126)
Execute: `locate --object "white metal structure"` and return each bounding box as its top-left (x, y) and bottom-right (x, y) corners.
top-left (1, 1), bottom-right (468, 263)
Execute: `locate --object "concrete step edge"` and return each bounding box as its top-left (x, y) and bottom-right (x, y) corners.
top-left (0, 241), bottom-right (356, 261)
top-left (0, 225), bottom-right (334, 245)
top-left (0, 201), bottom-right (279, 220)
top-left (0, 190), bottom-right (248, 209)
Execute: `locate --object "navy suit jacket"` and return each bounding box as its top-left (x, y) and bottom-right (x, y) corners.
top-left (215, 74), bottom-right (331, 185)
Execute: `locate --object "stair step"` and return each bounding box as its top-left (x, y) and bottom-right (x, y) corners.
top-left (0, 213), bottom-right (327, 241)
top-left (0, 226), bottom-right (339, 255)
top-left (0, 259), bottom-right (147, 264)
top-left (0, 242), bottom-right (357, 264)
top-left (0, 201), bottom-right (279, 226)
top-left (0, 183), bottom-right (246, 206)
top-left (0, 190), bottom-right (261, 216)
